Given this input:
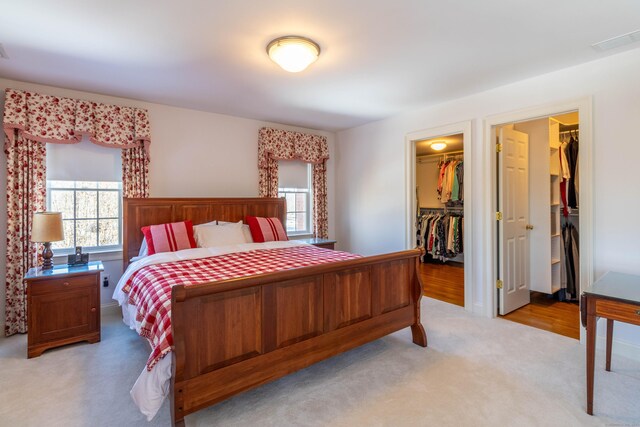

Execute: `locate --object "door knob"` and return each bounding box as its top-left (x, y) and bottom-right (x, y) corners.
top-left (526, 224), bottom-right (534, 230)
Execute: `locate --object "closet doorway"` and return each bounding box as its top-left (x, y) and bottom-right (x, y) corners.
top-left (495, 112), bottom-right (581, 339)
top-left (406, 121), bottom-right (473, 312)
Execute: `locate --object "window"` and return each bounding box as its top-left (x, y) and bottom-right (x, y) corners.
top-left (278, 160), bottom-right (312, 235)
top-left (47, 181), bottom-right (122, 252)
top-left (45, 137), bottom-right (123, 253)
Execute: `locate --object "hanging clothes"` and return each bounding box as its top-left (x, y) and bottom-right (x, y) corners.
top-left (416, 210), bottom-right (464, 263)
top-left (560, 221), bottom-right (580, 300)
top-left (567, 133), bottom-right (579, 209)
top-left (559, 140), bottom-right (570, 217)
top-left (437, 159), bottom-right (464, 203)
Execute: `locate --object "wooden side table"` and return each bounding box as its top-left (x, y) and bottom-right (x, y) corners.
top-left (25, 261), bottom-right (104, 358)
top-left (581, 271), bottom-right (640, 415)
top-left (295, 237), bottom-right (337, 250)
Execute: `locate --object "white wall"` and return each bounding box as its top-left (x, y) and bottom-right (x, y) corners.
top-left (0, 78), bottom-right (336, 326)
top-left (336, 48), bottom-right (640, 355)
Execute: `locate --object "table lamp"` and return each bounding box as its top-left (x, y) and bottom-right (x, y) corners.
top-left (31, 212), bottom-right (64, 270)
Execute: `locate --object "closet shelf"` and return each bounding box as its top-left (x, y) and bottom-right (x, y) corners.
top-left (551, 258), bottom-right (561, 265)
top-left (551, 233), bottom-right (561, 238)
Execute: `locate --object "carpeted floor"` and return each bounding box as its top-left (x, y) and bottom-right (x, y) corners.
top-left (1, 298), bottom-right (638, 427)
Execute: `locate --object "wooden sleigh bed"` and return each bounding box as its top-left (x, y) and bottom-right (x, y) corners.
top-left (123, 197), bottom-right (427, 426)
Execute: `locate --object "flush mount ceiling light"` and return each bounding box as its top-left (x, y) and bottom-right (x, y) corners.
top-left (267, 36), bottom-right (320, 73)
top-left (430, 141), bottom-right (447, 151)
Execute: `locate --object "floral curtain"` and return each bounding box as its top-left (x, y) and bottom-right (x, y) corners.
top-left (122, 145), bottom-right (149, 198)
top-left (4, 132), bottom-right (46, 336)
top-left (258, 127), bottom-right (329, 238)
top-left (3, 88), bottom-right (152, 336)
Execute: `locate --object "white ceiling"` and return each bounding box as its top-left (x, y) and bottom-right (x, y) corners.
top-left (1, 1), bottom-right (639, 131)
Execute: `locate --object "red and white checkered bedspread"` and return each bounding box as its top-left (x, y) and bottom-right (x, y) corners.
top-left (123, 245), bottom-right (361, 370)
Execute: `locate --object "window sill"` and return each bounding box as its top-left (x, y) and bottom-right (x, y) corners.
top-left (52, 249), bottom-right (123, 263)
top-left (290, 234), bottom-right (314, 240)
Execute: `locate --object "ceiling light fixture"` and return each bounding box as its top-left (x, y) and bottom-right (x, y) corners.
top-left (267, 36), bottom-right (320, 73)
top-left (430, 141), bottom-right (447, 151)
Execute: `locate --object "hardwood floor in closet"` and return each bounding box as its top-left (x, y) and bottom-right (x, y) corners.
top-left (500, 292), bottom-right (580, 340)
top-left (419, 262), bottom-right (580, 340)
top-left (419, 262), bottom-right (464, 307)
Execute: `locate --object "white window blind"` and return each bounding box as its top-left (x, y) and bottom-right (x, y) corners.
top-left (278, 160), bottom-right (312, 235)
top-left (278, 160), bottom-right (309, 190)
top-left (46, 136), bottom-right (121, 181)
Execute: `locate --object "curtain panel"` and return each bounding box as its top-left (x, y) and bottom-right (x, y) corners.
top-left (3, 88), bottom-right (152, 335)
top-left (4, 131), bottom-right (46, 336)
top-left (258, 127), bottom-right (329, 238)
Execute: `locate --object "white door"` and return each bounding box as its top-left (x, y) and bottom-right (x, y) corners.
top-left (498, 127), bottom-right (530, 315)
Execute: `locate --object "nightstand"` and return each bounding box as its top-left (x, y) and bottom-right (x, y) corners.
top-left (296, 237), bottom-right (337, 250)
top-left (25, 261), bottom-right (104, 358)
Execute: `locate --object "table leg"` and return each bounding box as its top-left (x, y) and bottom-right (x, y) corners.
top-left (586, 312), bottom-right (596, 415)
top-left (606, 319), bottom-right (614, 372)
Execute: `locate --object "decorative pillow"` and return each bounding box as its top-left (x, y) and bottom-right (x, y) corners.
top-left (216, 221), bottom-right (254, 243)
top-left (141, 220), bottom-right (197, 255)
top-left (245, 216), bottom-right (288, 243)
top-left (194, 222), bottom-right (247, 248)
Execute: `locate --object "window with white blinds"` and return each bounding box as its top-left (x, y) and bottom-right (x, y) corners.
top-left (46, 137), bottom-right (123, 252)
top-left (278, 160), bottom-right (312, 235)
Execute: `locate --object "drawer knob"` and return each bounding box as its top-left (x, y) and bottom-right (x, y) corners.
top-left (91, 307), bottom-right (96, 312)
top-left (636, 310), bottom-right (640, 316)
top-left (63, 282), bottom-right (70, 286)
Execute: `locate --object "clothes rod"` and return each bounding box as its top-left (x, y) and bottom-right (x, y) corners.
top-left (417, 150), bottom-right (464, 160)
top-left (420, 206), bottom-right (464, 211)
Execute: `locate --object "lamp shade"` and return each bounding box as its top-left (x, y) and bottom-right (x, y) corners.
top-left (267, 36), bottom-right (320, 72)
top-left (31, 212), bottom-right (64, 243)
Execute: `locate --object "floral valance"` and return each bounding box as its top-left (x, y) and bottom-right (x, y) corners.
top-left (258, 127), bottom-right (328, 167)
top-left (3, 88), bottom-right (151, 155)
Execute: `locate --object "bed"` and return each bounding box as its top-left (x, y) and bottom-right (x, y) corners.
top-left (118, 197), bottom-right (427, 426)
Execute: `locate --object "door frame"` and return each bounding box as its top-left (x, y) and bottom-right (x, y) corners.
top-left (483, 98), bottom-right (593, 329)
top-left (405, 120), bottom-right (474, 312)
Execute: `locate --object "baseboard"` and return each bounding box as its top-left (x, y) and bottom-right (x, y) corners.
top-left (597, 335), bottom-right (640, 363)
top-left (101, 302), bottom-right (120, 316)
top-left (472, 302), bottom-right (483, 315)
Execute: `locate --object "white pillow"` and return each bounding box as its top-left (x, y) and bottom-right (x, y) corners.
top-left (194, 222), bottom-right (248, 248)
top-left (216, 221), bottom-right (253, 243)
top-left (138, 239), bottom-right (148, 257)
top-left (242, 224), bottom-right (253, 243)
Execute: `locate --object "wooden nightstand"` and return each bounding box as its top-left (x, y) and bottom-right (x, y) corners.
top-left (296, 237), bottom-right (337, 250)
top-left (25, 261), bottom-right (104, 358)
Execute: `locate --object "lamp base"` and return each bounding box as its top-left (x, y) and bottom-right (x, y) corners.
top-left (41, 242), bottom-right (54, 270)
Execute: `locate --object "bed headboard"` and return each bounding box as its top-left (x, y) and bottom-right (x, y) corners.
top-left (122, 197), bottom-right (286, 270)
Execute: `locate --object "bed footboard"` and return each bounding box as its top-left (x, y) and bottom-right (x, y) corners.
top-left (170, 249), bottom-right (426, 426)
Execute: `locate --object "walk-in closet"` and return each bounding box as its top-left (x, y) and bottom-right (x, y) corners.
top-left (496, 112), bottom-right (580, 339)
top-left (415, 134), bottom-right (465, 307)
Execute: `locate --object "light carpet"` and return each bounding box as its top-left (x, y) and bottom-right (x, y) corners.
top-left (1, 298), bottom-right (638, 427)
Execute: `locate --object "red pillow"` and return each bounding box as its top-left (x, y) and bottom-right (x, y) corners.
top-left (141, 220), bottom-right (197, 255)
top-left (245, 216), bottom-right (288, 243)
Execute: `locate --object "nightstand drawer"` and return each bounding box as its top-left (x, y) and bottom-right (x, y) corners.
top-left (596, 299), bottom-right (640, 326)
top-left (29, 274), bottom-right (96, 295)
